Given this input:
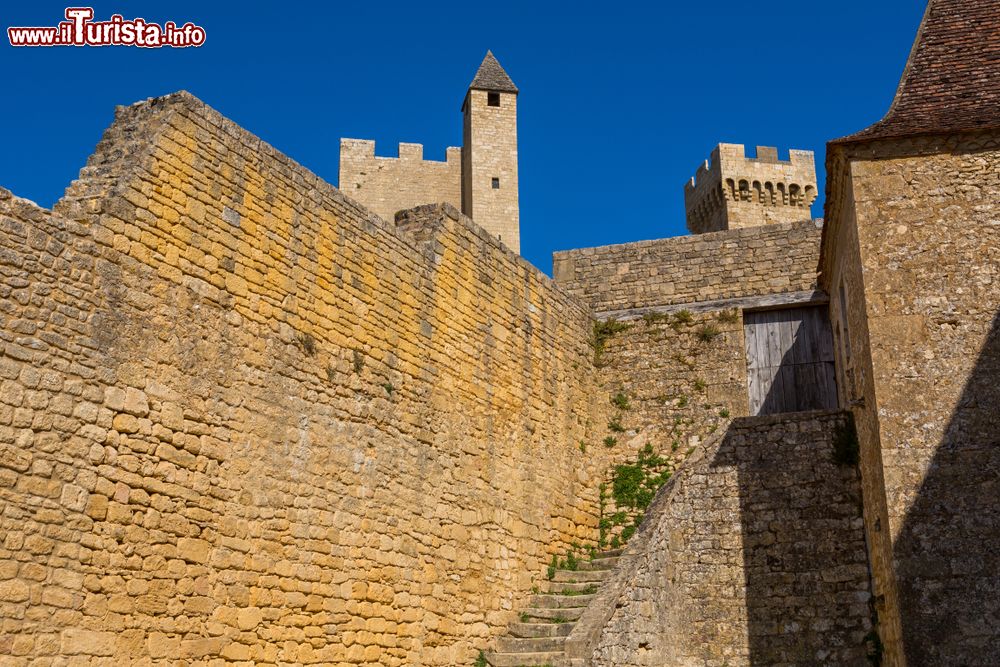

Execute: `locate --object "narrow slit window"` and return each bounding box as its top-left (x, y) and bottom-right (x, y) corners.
top-left (491, 177), bottom-right (500, 189)
top-left (487, 92), bottom-right (500, 107)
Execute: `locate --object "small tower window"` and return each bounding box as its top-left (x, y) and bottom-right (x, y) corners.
top-left (487, 92), bottom-right (500, 107)
top-left (491, 177), bottom-right (500, 189)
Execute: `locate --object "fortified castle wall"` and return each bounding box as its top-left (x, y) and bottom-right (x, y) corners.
top-left (0, 92), bottom-right (622, 665)
top-left (553, 217), bottom-right (824, 318)
top-left (0, 94), bottom-right (885, 667)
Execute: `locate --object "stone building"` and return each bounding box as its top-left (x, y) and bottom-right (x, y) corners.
top-left (339, 51), bottom-right (522, 253)
top-left (0, 1), bottom-right (996, 665)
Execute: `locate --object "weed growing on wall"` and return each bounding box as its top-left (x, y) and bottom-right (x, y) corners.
top-left (695, 323), bottom-right (722, 343)
top-left (641, 310), bottom-right (670, 326)
top-left (611, 391), bottom-right (631, 410)
top-left (672, 309), bottom-right (694, 328)
top-left (590, 318), bottom-right (631, 365)
top-left (598, 444), bottom-right (673, 549)
top-left (717, 308), bottom-right (740, 324)
top-left (295, 332), bottom-right (317, 356)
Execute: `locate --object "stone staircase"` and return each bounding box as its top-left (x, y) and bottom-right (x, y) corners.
top-left (483, 549), bottom-right (622, 667)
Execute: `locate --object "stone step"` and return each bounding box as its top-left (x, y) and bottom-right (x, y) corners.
top-left (485, 650), bottom-right (568, 667)
top-left (496, 635), bottom-right (566, 653)
top-left (544, 580), bottom-right (600, 595)
top-left (576, 556), bottom-right (619, 571)
top-left (597, 548), bottom-right (623, 558)
top-left (509, 621), bottom-right (575, 638)
top-left (519, 606), bottom-right (585, 622)
top-left (529, 593), bottom-right (595, 609)
top-left (551, 568), bottom-right (609, 583)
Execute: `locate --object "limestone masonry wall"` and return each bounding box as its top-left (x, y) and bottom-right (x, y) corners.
top-left (0, 92), bottom-right (615, 665)
top-left (338, 139), bottom-right (462, 224)
top-left (582, 411), bottom-right (873, 666)
top-left (0, 190), bottom-right (106, 661)
top-left (596, 308), bottom-right (750, 461)
top-left (553, 219), bottom-right (823, 317)
top-left (824, 131), bottom-right (1000, 666)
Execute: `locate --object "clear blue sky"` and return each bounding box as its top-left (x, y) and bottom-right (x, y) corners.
top-left (2, 1), bottom-right (926, 273)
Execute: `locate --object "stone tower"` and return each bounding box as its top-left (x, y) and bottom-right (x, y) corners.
top-left (339, 51), bottom-right (522, 254)
top-left (684, 144), bottom-right (818, 234)
top-left (462, 51), bottom-right (521, 253)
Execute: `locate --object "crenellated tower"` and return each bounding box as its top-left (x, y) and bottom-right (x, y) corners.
top-left (684, 144), bottom-right (818, 234)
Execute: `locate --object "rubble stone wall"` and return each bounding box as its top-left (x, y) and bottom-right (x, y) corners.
top-left (582, 411), bottom-right (873, 666)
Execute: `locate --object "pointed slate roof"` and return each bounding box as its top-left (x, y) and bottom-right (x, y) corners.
top-left (468, 51), bottom-right (519, 94)
top-left (836, 0), bottom-right (1000, 143)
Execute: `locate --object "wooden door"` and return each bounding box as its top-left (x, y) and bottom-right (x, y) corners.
top-left (744, 306), bottom-right (838, 416)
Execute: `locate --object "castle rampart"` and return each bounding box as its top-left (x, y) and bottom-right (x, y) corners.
top-left (0, 92), bottom-right (621, 665)
top-left (553, 219), bottom-right (824, 318)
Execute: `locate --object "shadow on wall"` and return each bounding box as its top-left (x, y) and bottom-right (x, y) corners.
top-left (711, 411), bottom-right (873, 664)
top-left (744, 305), bottom-right (837, 417)
top-left (893, 310), bottom-right (1000, 666)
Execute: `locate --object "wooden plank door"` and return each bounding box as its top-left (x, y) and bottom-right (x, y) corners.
top-left (744, 306), bottom-right (838, 416)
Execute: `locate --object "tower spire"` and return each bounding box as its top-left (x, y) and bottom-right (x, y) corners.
top-left (468, 50), bottom-right (519, 94)
top-left (462, 50), bottom-right (521, 253)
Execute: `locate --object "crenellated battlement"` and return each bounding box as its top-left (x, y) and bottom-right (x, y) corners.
top-left (339, 138), bottom-right (461, 165)
top-left (684, 143), bottom-right (818, 234)
top-left (338, 139), bottom-right (463, 221)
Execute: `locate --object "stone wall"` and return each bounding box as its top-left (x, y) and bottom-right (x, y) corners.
top-left (821, 149), bottom-right (904, 664)
top-left (553, 219), bottom-right (823, 317)
top-left (573, 411), bottom-right (873, 666)
top-left (822, 130), bottom-right (1000, 666)
top-left (0, 190), bottom-right (106, 660)
top-left (0, 92), bottom-right (616, 665)
top-left (580, 308), bottom-right (746, 558)
top-left (593, 308), bottom-right (748, 467)
top-left (338, 139), bottom-right (462, 224)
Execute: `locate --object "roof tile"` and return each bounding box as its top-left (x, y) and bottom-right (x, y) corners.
top-left (837, 0), bottom-right (1000, 143)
